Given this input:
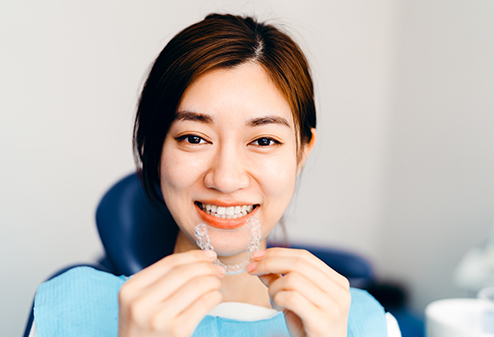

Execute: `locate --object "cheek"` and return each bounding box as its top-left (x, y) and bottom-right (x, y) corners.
top-left (160, 147), bottom-right (206, 192)
top-left (253, 156), bottom-right (297, 238)
top-left (159, 144), bottom-right (209, 233)
top-left (255, 154), bottom-right (298, 205)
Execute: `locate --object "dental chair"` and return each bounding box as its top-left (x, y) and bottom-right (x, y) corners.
top-left (24, 172), bottom-right (424, 337)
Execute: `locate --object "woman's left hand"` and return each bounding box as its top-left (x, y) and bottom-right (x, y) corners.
top-left (247, 247), bottom-right (351, 337)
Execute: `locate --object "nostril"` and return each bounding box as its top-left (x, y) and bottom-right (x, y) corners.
top-left (204, 169), bottom-right (250, 193)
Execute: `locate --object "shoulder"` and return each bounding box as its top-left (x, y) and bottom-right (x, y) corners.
top-left (348, 287), bottom-right (385, 313)
top-left (39, 265), bottom-right (126, 286)
top-left (347, 288), bottom-right (390, 337)
top-left (34, 266), bottom-right (126, 337)
top-left (35, 266), bottom-right (127, 305)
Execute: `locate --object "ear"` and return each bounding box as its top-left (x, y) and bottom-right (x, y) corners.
top-left (297, 128), bottom-right (317, 175)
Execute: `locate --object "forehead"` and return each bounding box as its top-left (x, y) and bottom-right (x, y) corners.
top-left (177, 62), bottom-right (294, 126)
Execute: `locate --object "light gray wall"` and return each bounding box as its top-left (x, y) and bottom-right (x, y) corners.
top-left (377, 0), bottom-right (494, 311)
top-left (1, 1), bottom-right (493, 336)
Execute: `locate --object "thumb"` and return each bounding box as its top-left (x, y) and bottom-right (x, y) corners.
top-left (257, 273), bottom-right (280, 288)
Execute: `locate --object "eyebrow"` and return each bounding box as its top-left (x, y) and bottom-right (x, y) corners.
top-left (175, 110), bottom-right (290, 128)
top-left (246, 116), bottom-right (291, 128)
top-left (175, 110), bottom-right (214, 124)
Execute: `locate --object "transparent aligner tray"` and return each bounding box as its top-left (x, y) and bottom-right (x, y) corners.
top-left (195, 217), bottom-right (262, 274)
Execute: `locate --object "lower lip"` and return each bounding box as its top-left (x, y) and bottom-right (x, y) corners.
top-left (195, 203), bottom-right (258, 230)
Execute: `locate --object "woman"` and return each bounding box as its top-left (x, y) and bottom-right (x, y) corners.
top-left (32, 13), bottom-right (400, 337)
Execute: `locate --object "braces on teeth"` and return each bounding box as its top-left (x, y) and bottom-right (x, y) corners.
top-left (195, 217), bottom-right (262, 274)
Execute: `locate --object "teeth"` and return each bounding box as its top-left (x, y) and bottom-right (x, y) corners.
top-left (199, 202), bottom-right (256, 218)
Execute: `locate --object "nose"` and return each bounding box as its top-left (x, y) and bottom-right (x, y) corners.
top-left (204, 144), bottom-right (250, 193)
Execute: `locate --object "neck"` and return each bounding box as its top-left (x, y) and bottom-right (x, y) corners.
top-left (174, 230), bottom-right (271, 308)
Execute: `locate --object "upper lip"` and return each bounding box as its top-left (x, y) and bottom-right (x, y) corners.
top-left (196, 200), bottom-right (258, 207)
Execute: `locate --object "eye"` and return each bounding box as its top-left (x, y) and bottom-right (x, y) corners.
top-left (177, 135), bottom-right (207, 144)
top-left (251, 137), bottom-right (280, 147)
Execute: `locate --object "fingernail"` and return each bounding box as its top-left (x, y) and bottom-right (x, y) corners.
top-left (246, 262), bottom-right (257, 273)
top-left (253, 250), bottom-right (266, 261)
top-left (203, 250), bottom-right (216, 259)
top-left (215, 265), bottom-right (225, 276)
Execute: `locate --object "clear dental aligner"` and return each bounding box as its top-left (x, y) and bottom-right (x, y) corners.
top-left (195, 217), bottom-right (262, 274)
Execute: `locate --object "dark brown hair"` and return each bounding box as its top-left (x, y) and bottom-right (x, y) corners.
top-left (133, 13), bottom-right (316, 205)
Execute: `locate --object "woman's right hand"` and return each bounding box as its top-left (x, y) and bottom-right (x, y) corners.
top-left (117, 250), bottom-right (225, 337)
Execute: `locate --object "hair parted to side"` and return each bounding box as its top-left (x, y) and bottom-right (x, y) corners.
top-left (133, 13), bottom-right (316, 205)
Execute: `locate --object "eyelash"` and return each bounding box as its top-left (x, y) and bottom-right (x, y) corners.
top-left (176, 135), bottom-right (281, 147)
top-left (250, 137), bottom-right (281, 147)
top-left (176, 135), bottom-right (208, 144)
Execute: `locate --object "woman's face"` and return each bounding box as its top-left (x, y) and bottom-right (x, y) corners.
top-left (160, 62), bottom-right (309, 258)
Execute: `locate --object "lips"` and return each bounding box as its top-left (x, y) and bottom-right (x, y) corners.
top-left (195, 202), bottom-right (259, 229)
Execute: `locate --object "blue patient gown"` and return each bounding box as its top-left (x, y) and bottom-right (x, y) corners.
top-left (34, 267), bottom-right (388, 336)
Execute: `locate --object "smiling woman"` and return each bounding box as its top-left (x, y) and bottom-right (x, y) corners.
top-left (31, 13), bottom-right (399, 337)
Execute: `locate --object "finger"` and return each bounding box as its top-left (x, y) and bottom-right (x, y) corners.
top-left (268, 271), bottom-right (350, 312)
top-left (274, 289), bottom-right (345, 335)
top-left (274, 289), bottom-right (349, 336)
top-left (147, 276), bottom-right (223, 332)
top-left (249, 254), bottom-right (336, 293)
top-left (255, 248), bottom-right (348, 287)
top-left (138, 260), bottom-right (224, 306)
top-left (118, 255), bottom-right (223, 330)
top-left (257, 273), bottom-right (280, 288)
top-left (247, 258), bottom-right (282, 289)
top-left (146, 289), bottom-right (223, 334)
top-left (173, 289), bottom-right (223, 335)
top-left (126, 250), bottom-right (217, 289)
top-left (249, 247), bottom-right (349, 291)
top-left (119, 252), bottom-right (221, 316)
top-left (272, 289), bottom-right (322, 323)
top-left (266, 248), bottom-right (349, 289)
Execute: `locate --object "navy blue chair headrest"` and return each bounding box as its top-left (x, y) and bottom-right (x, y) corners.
top-left (96, 172), bottom-right (178, 276)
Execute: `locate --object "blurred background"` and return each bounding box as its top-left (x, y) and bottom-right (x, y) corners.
top-left (1, 0), bottom-right (493, 335)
